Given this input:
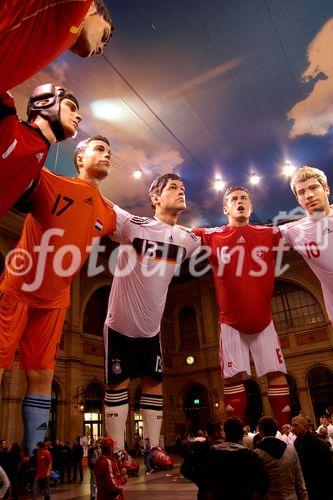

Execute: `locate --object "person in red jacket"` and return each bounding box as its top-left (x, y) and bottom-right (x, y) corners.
top-left (0, 0), bottom-right (113, 93)
top-left (95, 437), bottom-right (127, 500)
top-left (32, 441), bottom-right (52, 500)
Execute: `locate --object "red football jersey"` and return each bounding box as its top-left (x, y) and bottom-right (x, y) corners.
top-left (0, 0), bottom-right (91, 92)
top-left (1, 168), bottom-right (116, 308)
top-left (193, 225), bottom-right (281, 334)
top-left (0, 92), bottom-right (49, 218)
top-left (35, 449), bottom-right (52, 479)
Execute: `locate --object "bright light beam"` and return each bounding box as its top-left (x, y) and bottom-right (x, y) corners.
top-left (283, 161), bottom-right (296, 177)
top-left (133, 170), bottom-right (142, 180)
top-left (214, 178), bottom-right (225, 191)
top-left (249, 173), bottom-right (260, 185)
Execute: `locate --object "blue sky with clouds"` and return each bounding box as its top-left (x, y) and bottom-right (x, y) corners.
top-left (13, 0), bottom-right (333, 226)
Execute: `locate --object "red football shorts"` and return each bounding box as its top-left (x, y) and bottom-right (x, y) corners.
top-left (0, 293), bottom-right (66, 370)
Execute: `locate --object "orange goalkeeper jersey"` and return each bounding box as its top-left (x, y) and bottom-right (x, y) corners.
top-left (1, 168), bottom-right (116, 308)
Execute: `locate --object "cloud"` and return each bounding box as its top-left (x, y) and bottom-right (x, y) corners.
top-left (288, 18), bottom-right (333, 138)
top-left (163, 58), bottom-right (242, 100)
top-left (47, 60), bottom-right (70, 84)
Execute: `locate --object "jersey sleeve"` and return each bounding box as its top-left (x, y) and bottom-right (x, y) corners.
top-left (193, 227), bottom-right (211, 246)
top-left (185, 233), bottom-right (201, 258)
top-left (27, 168), bottom-right (48, 208)
top-left (12, 175), bottom-right (41, 214)
top-left (278, 223), bottom-right (292, 247)
top-left (112, 205), bottom-right (133, 243)
top-left (0, 92), bottom-right (16, 121)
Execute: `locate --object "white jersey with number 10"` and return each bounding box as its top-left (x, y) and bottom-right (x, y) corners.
top-left (280, 209), bottom-right (333, 320)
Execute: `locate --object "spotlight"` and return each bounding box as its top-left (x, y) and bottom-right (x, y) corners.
top-left (250, 173), bottom-right (260, 185)
top-left (133, 170), bottom-right (142, 179)
top-left (214, 176), bottom-right (225, 191)
top-left (283, 161), bottom-right (296, 177)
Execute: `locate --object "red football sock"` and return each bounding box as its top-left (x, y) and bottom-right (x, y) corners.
top-left (224, 383), bottom-right (247, 423)
top-left (268, 384), bottom-right (291, 428)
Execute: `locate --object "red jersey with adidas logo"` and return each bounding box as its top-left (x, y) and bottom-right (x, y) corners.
top-left (193, 225), bottom-right (281, 334)
top-left (0, 92), bottom-right (50, 218)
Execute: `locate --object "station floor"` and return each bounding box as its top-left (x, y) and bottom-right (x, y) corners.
top-left (23, 456), bottom-right (198, 499)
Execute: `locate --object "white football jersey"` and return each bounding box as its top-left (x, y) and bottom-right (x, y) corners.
top-left (105, 205), bottom-right (201, 337)
top-left (280, 209), bottom-right (333, 320)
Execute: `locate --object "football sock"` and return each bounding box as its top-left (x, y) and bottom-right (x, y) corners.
top-left (104, 389), bottom-right (128, 449)
top-left (224, 383), bottom-right (248, 423)
top-left (141, 393), bottom-right (163, 448)
top-left (22, 394), bottom-right (51, 455)
top-left (268, 384), bottom-right (291, 428)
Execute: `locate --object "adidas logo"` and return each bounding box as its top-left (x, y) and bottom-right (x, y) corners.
top-left (84, 196), bottom-right (93, 205)
top-left (35, 152), bottom-right (44, 163)
top-left (322, 227), bottom-right (332, 235)
top-left (282, 405), bottom-right (291, 413)
top-left (237, 236), bottom-right (246, 244)
top-left (225, 404), bottom-right (235, 412)
top-left (167, 234), bottom-right (174, 242)
top-left (36, 422), bottom-right (48, 431)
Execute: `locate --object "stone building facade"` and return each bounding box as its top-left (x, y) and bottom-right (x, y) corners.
top-left (1, 211), bottom-right (333, 450)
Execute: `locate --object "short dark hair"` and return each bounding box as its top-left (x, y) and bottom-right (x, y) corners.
top-left (149, 173), bottom-right (182, 209)
top-left (257, 416), bottom-right (278, 437)
top-left (206, 418), bottom-right (222, 437)
top-left (223, 416), bottom-right (244, 443)
top-left (74, 135), bottom-right (110, 172)
top-left (37, 441), bottom-right (45, 448)
top-left (223, 186), bottom-right (251, 207)
top-left (94, 0), bottom-right (113, 29)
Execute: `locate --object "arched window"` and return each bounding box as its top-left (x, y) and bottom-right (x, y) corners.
top-left (307, 367), bottom-right (333, 422)
top-left (183, 384), bottom-right (211, 435)
top-left (83, 286), bottom-right (110, 336)
top-left (272, 280), bottom-right (324, 332)
top-left (84, 383), bottom-right (104, 443)
top-left (179, 305), bottom-right (199, 351)
top-left (243, 379), bottom-right (263, 430)
top-left (84, 382), bottom-right (104, 411)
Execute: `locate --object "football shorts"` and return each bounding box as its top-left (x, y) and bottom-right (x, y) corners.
top-left (104, 327), bottom-right (163, 385)
top-left (0, 292), bottom-right (66, 370)
top-left (219, 320), bottom-right (287, 379)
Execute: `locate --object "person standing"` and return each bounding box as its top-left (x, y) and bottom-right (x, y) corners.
top-left (192, 187), bottom-right (291, 427)
top-left (0, 136), bottom-right (116, 454)
top-left (94, 437), bottom-right (127, 500)
top-left (292, 415), bottom-right (333, 500)
top-left (194, 417), bottom-right (269, 500)
top-left (72, 437), bottom-right (84, 483)
top-left (32, 441), bottom-right (52, 500)
top-left (254, 416), bottom-right (307, 500)
top-left (280, 424), bottom-right (296, 446)
top-left (103, 174), bottom-right (200, 466)
top-left (88, 440), bottom-right (99, 500)
top-left (181, 419), bottom-right (223, 499)
top-left (281, 166), bottom-right (333, 326)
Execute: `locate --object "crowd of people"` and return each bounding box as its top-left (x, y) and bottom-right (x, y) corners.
top-left (0, 436), bottom-right (86, 498)
top-left (180, 414), bottom-right (333, 500)
top-left (0, 435), bottom-right (128, 499)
